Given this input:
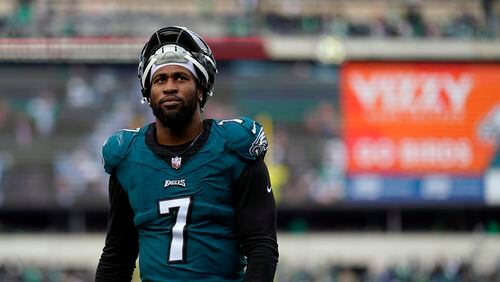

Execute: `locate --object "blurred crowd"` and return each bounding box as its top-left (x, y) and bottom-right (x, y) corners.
top-left (1, 258), bottom-right (500, 282)
top-left (0, 261), bottom-right (92, 282)
top-left (0, 64), bottom-right (142, 210)
top-left (0, 0), bottom-right (497, 39)
top-left (0, 61), bottom-right (346, 214)
top-left (276, 260), bottom-right (500, 282)
top-left (262, 0), bottom-right (499, 39)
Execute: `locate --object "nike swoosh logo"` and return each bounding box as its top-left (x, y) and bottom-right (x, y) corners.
top-left (266, 185), bottom-right (272, 193)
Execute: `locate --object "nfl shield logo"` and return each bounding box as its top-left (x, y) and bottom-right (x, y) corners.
top-left (171, 156), bottom-right (182, 169)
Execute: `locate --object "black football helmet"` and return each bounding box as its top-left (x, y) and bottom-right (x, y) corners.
top-left (137, 26), bottom-right (217, 109)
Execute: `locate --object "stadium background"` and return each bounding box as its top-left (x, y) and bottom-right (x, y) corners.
top-left (0, 0), bottom-right (500, 281)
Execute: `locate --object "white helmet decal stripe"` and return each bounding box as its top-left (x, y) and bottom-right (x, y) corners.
top-left (141, 56), bottom-right (157, 89)
top-left (142, 44), bottom-right (209, 87)
top-left (185, 55), bottom-right (209, 83)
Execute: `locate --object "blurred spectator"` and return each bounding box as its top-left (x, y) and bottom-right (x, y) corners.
top-left (15, 112), bottom-right (33, 146)
top-left (203, 100), bottom-right (238, 119)
top-left (53, 148), bottom-right (102, 207)
top-left (9, 0), bottom-right (34, 37)
top-left (0, 99), bottom-right (10, 131)
top-left (323, 14), bottom-right (349, 37)
top-left (309, 139), bottom-right (346, 205)
top-left (404, 1), bottom-right (427, 37)
top-left (304, 102), bottom-right (340, 137)
top-left (66, 76), bottom-right (97, 108)
top-left (482, 0), bottom-right (499, 37)
top-left (0, 151), bottom-right (12, 205)
top-left (445, 10), bottom-right (483, 38)
top-left (26, 91), bottom-right (58, 138)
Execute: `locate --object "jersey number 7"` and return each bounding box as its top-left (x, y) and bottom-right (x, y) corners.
top-left (158, 197), bottom-right (192, 263)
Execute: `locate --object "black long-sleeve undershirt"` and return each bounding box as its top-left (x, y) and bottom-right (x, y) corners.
top-left (233, 158), bottom-right (279, 282)
top-left (95, 158), bottom-right (278, 281)
top-left (95, 174), bottom-right (139, 281)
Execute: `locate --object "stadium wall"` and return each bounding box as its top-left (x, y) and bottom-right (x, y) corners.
top-left (1, 233), bottom-right (500, 273)
top-left (0, 37), bottom-right (499, 62)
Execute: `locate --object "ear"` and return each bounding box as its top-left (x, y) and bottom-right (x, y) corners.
top-left (197, 88), bottom-right (203, 102)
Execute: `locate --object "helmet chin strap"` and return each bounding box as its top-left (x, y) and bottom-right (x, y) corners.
top-left (141, 97), bottom-right (150, 105)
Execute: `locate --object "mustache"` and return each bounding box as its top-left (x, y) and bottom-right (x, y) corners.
top-left (159, 95), bottom-right (183, 104)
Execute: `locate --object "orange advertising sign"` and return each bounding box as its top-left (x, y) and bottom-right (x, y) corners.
top-left (341, 62), bottom-right (500, 174)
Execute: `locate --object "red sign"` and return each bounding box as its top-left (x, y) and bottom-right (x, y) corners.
top-left (341, 62), bottom-right (500, 174)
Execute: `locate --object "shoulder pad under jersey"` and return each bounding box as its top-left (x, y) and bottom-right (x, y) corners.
top-left (101, 127), bottom-right (142, 174)
top-left (215, 117), bottom-right (268, 160)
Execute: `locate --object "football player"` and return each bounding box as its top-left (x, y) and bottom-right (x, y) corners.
top-left (95, 26), bottom-right (279, 281)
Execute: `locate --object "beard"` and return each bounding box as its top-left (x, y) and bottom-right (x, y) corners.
top-left (150, 93), bottom-right (198, 131)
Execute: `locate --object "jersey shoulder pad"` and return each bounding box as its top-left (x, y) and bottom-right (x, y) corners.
top-left (215, 117), bottom-right (268, 160)
top-left (101, 127), bottom-right (143, 174)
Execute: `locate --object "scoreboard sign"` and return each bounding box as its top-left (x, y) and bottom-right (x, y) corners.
top-left (341, 62), bottom-right (500, 203)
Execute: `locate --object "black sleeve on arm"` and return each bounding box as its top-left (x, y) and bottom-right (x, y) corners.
top-left (95, 173), bottom-right (139, 282)
top-left (233, 158), bottom-right (279, 282)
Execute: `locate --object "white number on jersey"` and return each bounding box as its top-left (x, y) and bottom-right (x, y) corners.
top-left (158, 197), bottom-right (192, 263)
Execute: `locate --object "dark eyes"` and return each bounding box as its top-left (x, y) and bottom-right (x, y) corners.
top-left (153, 73), bottom-right (189, 84)
top-left (152, 76), bottom-right (164, 84)
top-left (177, 74), bottom-right (189, 81)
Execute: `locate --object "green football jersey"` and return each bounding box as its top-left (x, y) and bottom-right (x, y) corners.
top-left (101, 117), bottom-right (268, 282)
